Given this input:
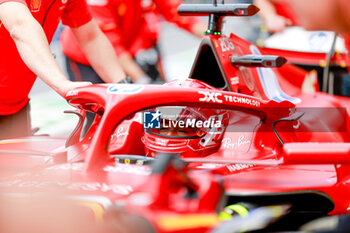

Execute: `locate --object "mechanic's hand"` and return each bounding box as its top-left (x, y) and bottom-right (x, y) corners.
top-left (56, 79), bottom-right (92, 97)
top-left (265, 15), bottom-right (292, 33)
top-left (192, 22), bottom-right (208, 38)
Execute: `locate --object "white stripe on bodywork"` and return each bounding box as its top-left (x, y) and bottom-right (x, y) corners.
top-left (249, 45), bottom-right (300, 104)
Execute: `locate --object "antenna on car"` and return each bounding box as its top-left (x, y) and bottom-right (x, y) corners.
top-left (177, 1), bottom-right (259, 35)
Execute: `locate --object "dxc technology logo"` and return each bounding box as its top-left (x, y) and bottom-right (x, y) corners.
top-left (143, 110), bottom-right (161, 129)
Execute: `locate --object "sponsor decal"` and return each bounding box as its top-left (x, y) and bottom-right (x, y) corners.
top-left (218, 37), bottom-right (234, 52)
top-left (111, 127), bottom-right (129, 141)
top-left (195, 163), bottom-right (224, 169)
top-left (155, 138), bottom-right (169, 146)
top-left (198, 91), bottom-right (223, 103)
top-left (103, 165), bottom-right (151, 176)
top-left (107, 84), bottom-right (144, 94)
top-left (230, 76), bottom-right (239, 85)
top-left (66, 89), bottom-right (79, 97)
top-left (226, 163), bottom-right (255, 173)
top-left (223, 95), bottom-right (261, 107)
top-left (86, 0), bottom-right (107, 6)
top-left (222, 136), bottom-right (251, 149)
top-left (198, 91), bottom-right (261, 107)
top-left (0, 179), bottom-right (133, 195)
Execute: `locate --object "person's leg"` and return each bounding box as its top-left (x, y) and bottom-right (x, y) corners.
top-left (0, 103), bottom-right (31, 140)
top-left (65, 56), bottom-right (103, 83)
top-left (134, 46), bottom-right (164, 83)
top-left (341, 74), bottom-right (350, 97)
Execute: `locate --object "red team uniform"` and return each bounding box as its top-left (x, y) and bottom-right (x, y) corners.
top-left (272, 0), bottom-right (299, 25)
top-left (60, 0), bottom-right (201, 70)
top-left (0, 0), bottom-right (91, 115)
top-left (0, 0), bottom-right (92, 139)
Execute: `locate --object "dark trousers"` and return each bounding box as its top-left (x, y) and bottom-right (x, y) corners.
top-left (0, 103), bottom-right (31, 140)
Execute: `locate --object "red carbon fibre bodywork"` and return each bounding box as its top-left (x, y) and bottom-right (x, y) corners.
top-left (64, 83), bottom-right (349, 216)
top-left (63, 32), bottom-right (350, 219)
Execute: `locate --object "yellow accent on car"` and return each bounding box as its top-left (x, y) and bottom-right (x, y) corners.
top-left (0, 139), bottom-right (55, 144)
top-left (229, 204), bottom-right (249, 217)
top-left (214, 40), bottom-right (219, 48)
top-left (0, 139), bottom-right (36, 144)
top-left (158, 213), bottom-right (219, 231)
top-left (219, 204), bottom-right (249, 221)
top-left (76, 201), bottom-right (104, 222)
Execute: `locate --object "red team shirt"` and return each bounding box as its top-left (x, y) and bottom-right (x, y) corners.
top-left (60, 0), bottom-right (201, 65)
top-left (0, 0), bottom-right (92, 115)
top-left (273, 0), bottom-right (299, 25)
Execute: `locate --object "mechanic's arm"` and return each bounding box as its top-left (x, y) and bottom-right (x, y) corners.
top-left (0, 2), bottom-right (91, 96)
top-left (154, 0), bottom-right (206, 38)
top-left (254, 0), bottom-right (291, 33)
top-left (71, 20), bottom-right (126, 83)
top-left (118, 52), bottom-right (152, 83)
top-left (190, 22), bottom-right (207, 38)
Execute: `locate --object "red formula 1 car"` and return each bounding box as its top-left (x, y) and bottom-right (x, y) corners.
top-left (1, 2), bottom-right (350, 233)
top-left (60, 2), bottom-right (348, 231)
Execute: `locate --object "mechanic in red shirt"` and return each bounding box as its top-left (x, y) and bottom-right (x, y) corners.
top-left (60, 0), bottom-right (206, 84)
top-left (0, 0), bottom-right (126, 139)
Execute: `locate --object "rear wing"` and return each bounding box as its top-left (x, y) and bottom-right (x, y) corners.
top-left (178, 3), bottom-right (259, 35)
top-left (177, 4), bottom-right (259, 17)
